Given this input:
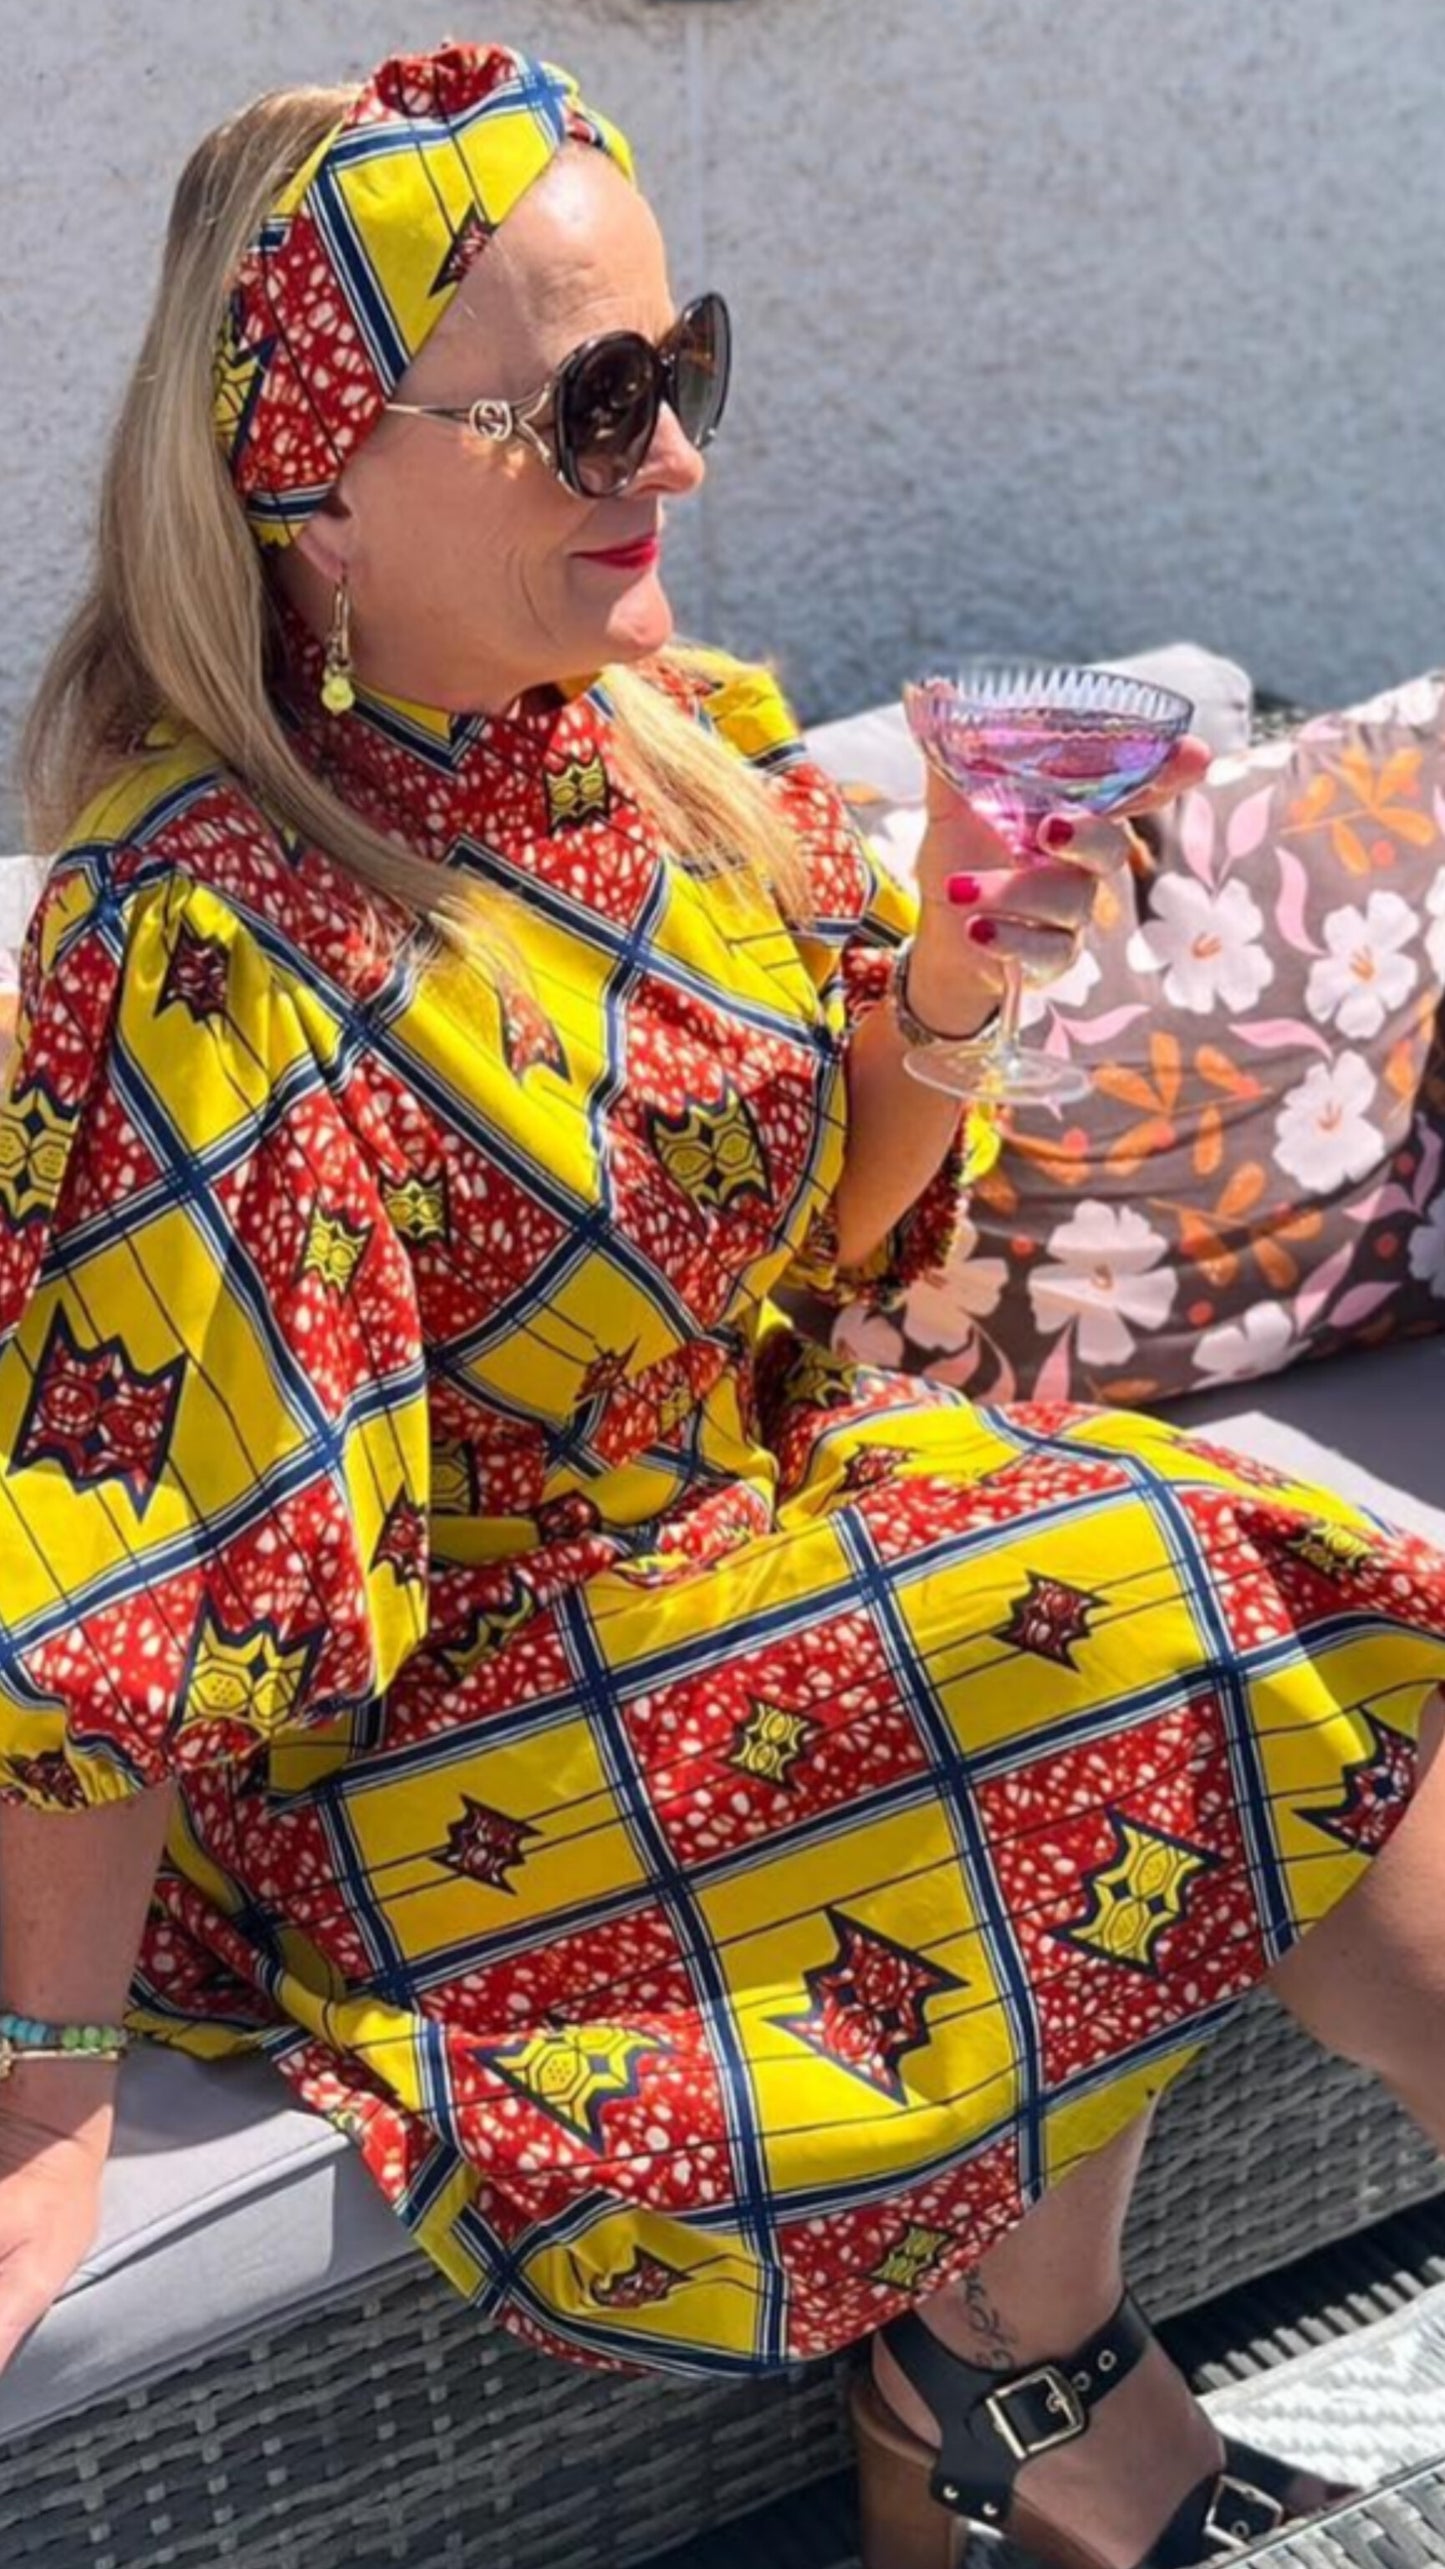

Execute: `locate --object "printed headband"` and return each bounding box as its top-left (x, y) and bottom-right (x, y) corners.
top-left (213, 41), bottom-right (634, 545)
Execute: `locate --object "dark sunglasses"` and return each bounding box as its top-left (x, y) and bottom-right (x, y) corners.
top-left (385, 291), bottom-right (732, 500)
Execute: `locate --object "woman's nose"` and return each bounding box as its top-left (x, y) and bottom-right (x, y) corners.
top-left (635, 401), bottom-right (706, 495)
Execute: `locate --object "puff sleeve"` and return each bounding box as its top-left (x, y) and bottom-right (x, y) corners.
top-left (695, 657), bottom-right (989, 1315)
top-left (0, 862), bottom-right (429, 1808)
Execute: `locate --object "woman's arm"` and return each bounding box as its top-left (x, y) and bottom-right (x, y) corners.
top-left (0, 1785), bottom-right (176, 2028)
top-left (0, 1785), bottom-right (176, 2372)
top-left (831, 954), bottom-right (992, 1272)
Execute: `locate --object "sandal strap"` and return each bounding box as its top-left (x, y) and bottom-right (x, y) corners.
top-left (879, 2288), bottom-right (1152, 2527)
top-left (1142, 2438), bottom-right (1294, 2565)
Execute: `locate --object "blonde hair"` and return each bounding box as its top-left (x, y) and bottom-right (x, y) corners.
top-left (19, 86), bottom-right (811, 938)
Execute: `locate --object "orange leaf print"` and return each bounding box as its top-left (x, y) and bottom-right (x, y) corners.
top-left (1095, 1066), bottom-right (1162, 1115)
top-left (1194, 1046), bottom-right (1262, 1101)
top-left (974, 1165), bottom-right (1018, 1216)
top-left (1330, 819), bottom-right (1371, 875)
top-left (1176, 1211), bottom-right (1237, 1289)
top-left (1149, 1029), bottom-right (1182, 1113)
top-left (1106, 1116), bottom-right (1176, 1177)
top-left (1337, 747), bottom-right (1381, 804)
top-left (1386, 1034), bottom-right (1427, 1101)
top-left (1254, 1235), bottom-right (1300, 1292)
top-left (1010, 1127), bottom-right (1094, 1188)
top-left (1193, 1103), bottom-right (1224, 1179)
top-left (1289, 772), bottom-right (1337, 826)
top-left (1278, 1205), bottom-right (1323, 1244)
top-left (1380, 806), bottom-right (1438, 848)
top-left (1377, 748), bottom-right (1423, 801)
top-left (1216, 1160), bottom-right (1267, 1222)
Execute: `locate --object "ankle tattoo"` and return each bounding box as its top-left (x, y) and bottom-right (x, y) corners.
top-left (960, 2267), bottom-right (1017, 2371)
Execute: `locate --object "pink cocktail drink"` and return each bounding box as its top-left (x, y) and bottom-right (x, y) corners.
top-left (901, 665), bottom-right (1194, 1105)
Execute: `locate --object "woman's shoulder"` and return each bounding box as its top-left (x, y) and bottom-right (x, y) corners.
top-left (53, 729), bottom-right (291, 934)
top-left (13, 732), bottom-right (354, 1129)
top-left (46, 728), bottom-right (375, 1002)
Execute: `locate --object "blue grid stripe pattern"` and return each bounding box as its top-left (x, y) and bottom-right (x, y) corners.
top-left (555, 1586), bottom-right (787, 2367)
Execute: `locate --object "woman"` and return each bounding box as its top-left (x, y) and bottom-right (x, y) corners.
top-left (3, 42), bottom-right (1445, 2569)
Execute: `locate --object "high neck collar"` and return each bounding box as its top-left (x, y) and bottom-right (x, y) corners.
top-left (269, 589), bottom-right (618, 858)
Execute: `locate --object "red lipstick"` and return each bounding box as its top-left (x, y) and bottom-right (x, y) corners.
top-left (573, 533), bottom-right (661, 572)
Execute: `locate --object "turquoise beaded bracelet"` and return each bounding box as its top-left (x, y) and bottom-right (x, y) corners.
top-left (0, 2010), bottom-right (129, 2081)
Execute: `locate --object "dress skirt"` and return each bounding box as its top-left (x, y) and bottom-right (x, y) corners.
top-left (139, 1329), bottom-right (1445, 2375)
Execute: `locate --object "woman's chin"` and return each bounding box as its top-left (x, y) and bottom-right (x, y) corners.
top-left (592, 573), bottom-right (675, 665)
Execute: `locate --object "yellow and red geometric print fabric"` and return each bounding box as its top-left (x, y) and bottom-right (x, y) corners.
top-left (3, 640), bottom-right (1445, 2377)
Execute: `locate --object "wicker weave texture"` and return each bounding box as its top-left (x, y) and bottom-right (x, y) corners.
top-left (1207, 2462), bottom-right (1445, 2569)
top-left (4, 1998), bottom-right (1441, 2569)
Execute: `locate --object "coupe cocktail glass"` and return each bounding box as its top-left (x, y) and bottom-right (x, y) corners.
top-left (902, 663), bottom-right (1194, 1105)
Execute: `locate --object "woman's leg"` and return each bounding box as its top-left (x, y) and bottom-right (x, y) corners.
top-left (1267, 1690), bottom-right (1445, 2139)
top-left (864, 1690), bottom-right (1445, 2564)
top-left (873, 2108), bottom-right (1237, 2564)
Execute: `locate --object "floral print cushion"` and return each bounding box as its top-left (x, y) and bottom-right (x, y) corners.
top-left (836, 671), bottom-right (1445, 1404)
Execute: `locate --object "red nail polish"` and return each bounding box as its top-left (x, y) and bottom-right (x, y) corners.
top-left (1042, 817), bottom-right (1077, 851)
top-left (946, 873), bottom-right (982, 905)
top-left (969, 917), bottom-right (998, 946)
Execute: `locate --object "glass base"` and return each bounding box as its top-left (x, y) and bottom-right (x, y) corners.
top-left (902, 1037), bottom-right (1093, 1106)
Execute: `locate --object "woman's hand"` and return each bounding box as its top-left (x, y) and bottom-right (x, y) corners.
top-left (903, 734), bottom-right (1214, 1036)
top-left (0, 2063), bottom-right (116, 2376)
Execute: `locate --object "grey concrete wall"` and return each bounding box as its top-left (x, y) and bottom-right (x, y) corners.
top-left (1, 0), bottom-right (1440, 832)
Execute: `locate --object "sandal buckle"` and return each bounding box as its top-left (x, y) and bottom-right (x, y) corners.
top-left (983, 2365), bottom-right (1088, 2461)
top-left (1202, 2476), bottom-right (1286, 2553)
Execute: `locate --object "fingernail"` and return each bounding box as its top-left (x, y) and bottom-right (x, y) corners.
top-left (1040, 817), bottom-right (1076, 851)
top-left (946, 873), bottom-right (982, 905)
top-left (968, 917), bottom-right (998, 946)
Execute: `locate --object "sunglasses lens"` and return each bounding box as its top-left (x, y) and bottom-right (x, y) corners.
top-left (670, 295), bottom-right (731, 451)
top-left (562, 336), bottom-right (660, 498)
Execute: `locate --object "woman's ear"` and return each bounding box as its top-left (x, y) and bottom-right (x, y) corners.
top-left (292, 489), bottom-right (356, 589)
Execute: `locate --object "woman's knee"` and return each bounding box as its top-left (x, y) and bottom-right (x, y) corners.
top-left (1267, 1691), bottom-right (1445, 2077)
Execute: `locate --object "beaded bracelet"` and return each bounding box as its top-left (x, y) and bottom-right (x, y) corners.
top-left (0, 2010), bottom-right (130, 2081)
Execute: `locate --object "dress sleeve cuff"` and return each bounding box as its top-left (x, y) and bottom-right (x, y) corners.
top-left (787, 942), bottom-right (1002, 1317)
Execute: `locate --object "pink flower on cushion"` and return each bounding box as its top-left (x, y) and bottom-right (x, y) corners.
top-left (1306, 891), bottom-right (1419, 1041)
top-left (1028, 1201), bottom-right (1176, 1366)
top-left (901, 1215), bottom-right (1009, 1347)
top-left (1273, 1053), bottom-right (1382, 1194)
top-left (1194, 1302), bottom-right (1297, 1382)
top-left (833, 1307), bottom-right (907, 1367)
top-left (1019, 945), bottom-right (1102, 1029)
top-left (1408, 1196), bottom-right (1445, 1301)
top-left (1126, 877), bottom-right (1275, 1016)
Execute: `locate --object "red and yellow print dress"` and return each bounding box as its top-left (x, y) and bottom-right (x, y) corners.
top-left (4, 635), bottom-right (1445, 2375)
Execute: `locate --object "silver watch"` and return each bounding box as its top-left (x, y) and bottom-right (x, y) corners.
top-left (889, 935), bottom-right (995, 1048)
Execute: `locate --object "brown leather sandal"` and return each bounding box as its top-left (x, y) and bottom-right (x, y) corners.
top-left (852, 2289), bottom-right (1357, 2569)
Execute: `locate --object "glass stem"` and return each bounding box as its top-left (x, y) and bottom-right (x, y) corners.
top-left (995, 957), bottom-right (1025, 1051)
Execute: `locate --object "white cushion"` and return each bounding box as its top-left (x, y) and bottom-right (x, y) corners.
top-left (0, 855), bottom-right (47, 953)
top-left (1167, 1333), bottom-right (1445, 1546)
top-left (0, 2047), bottom-right (411, 2439)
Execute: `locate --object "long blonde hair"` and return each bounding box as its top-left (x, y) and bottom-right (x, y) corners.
top-left (19, 86), bottom-right (811, 936)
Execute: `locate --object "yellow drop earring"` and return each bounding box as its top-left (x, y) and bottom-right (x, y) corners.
top-left (321, 576), bottom-right (356, 715)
